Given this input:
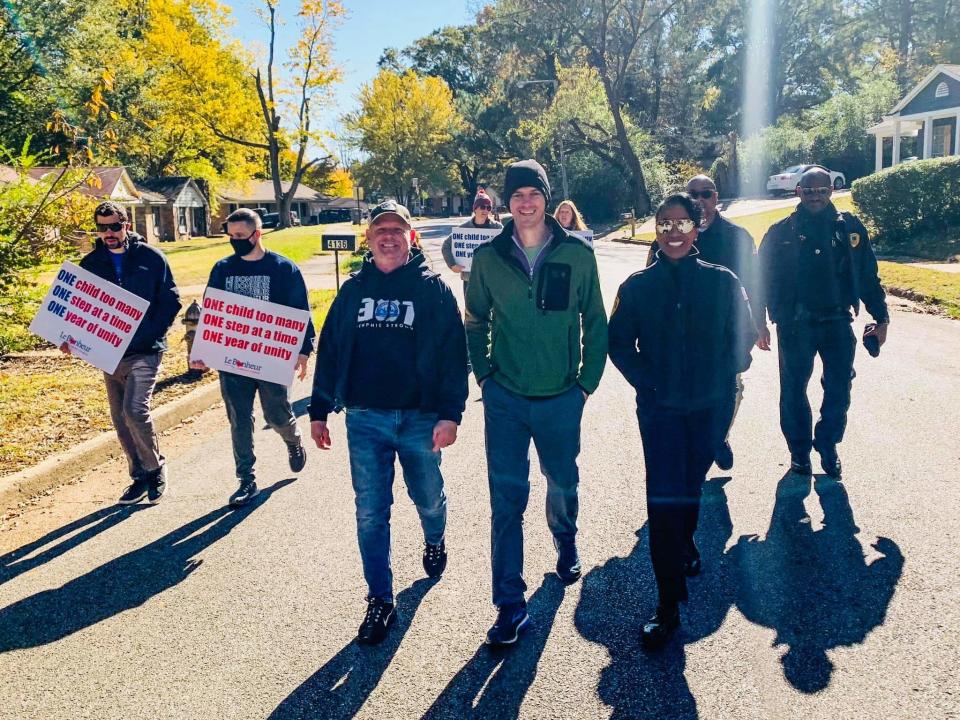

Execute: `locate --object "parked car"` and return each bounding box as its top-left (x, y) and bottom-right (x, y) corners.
top-left (317, 208), bottom-right (352, 223)
top-left (766, 164), bottom-right (846, 195)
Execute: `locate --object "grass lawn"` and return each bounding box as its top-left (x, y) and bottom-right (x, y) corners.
top-left (0, 289), bottom-right (336, 478)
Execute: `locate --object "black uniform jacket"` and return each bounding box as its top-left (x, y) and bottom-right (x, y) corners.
top-left (308, 250), bottom-right (468, 424)
top-left (609, 250), bottom-right (757, 412)
top-left (78, 233), bottom-right (182, 357)
top-left (757, 207), bottom-right (889, 325)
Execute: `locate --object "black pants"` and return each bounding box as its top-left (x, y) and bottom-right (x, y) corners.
top-left (637, 399), bottom-right (732, 605)
top-left (776, 320), bottom-right (856, 456)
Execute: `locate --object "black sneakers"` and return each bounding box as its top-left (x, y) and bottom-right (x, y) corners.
top-left (555, 539), bottom-right (582, 584)
top-left (147, 466), bottom-right (167, 505)
top-left (715, 441), bottom-right (734, 471)
top-left (357, 598), bottom-right (396, 645)
top-left (641, 603), bottom-right (680, 650)
top-left (229, 479), bottom-right (259, 507)
top-left (287, 437), bottom-right (307, 473)
top-left (423, 540), bottom-right (448, 578)
top-left (816, 443), bottom-right (842, 477)
top-left (790, 452), bottom-right (813, 475)
top-left (485, 601), bottom-right (530, 646)
top-left (118, 478), bottom-right (148, 505)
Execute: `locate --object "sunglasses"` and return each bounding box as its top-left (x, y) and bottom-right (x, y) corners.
top-left (475, 204), bottom-right (492, 211)
top-left (800, 187), bottom-right (831, 197)
top-left (688, 189), bottom-right (714, 200)
top-left (95, 222), bottom-right (125, 232)
top-left (655, 218), bottom-right (696, 234)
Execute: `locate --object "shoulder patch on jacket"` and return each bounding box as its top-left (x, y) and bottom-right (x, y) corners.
top-left (849, 232), bottom-right (861, 248)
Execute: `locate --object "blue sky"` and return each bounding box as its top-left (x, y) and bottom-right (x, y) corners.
top-left (220, 0), bottom-right (473, 158)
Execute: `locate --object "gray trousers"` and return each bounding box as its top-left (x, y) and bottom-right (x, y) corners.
top-left (104, 352), bottom-right (164, 478)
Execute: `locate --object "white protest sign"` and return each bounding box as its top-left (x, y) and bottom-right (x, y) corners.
top-left (449, 228), bottom-right (500, 271)
top-left (189, 287), bottom-right (310, 387)
top-left (29, 261), bottom-right (150, 374)
top-left (569, 229), bottom-right (594, 247)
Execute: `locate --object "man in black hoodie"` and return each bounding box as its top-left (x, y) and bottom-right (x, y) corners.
top-left (309, 201), bottom-right (468, 646)
top-left (71, 201), bottom-right (181, 505)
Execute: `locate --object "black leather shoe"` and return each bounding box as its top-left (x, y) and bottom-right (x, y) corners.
top-left (641, 603), bottom-right (680, 650)
top-left (817, 445), bottom-right (842, 477)
top-left (790, 453), bottom-right (812, 475)
top-left (715, 441), bottom-right (734, 471)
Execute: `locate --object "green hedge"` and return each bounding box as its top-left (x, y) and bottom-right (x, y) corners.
top-left (851, 156), bottom-right (960, 243)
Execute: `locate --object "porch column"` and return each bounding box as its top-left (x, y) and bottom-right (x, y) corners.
top-left (923, 117), bottom-right (933, 159)
top-left (892, 120), bottom-right (901, 165)
top-left (875, 134), bottom-right (884, 172)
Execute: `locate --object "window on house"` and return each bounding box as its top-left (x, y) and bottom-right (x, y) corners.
top-left (935, 82), bottom-right (949, 98)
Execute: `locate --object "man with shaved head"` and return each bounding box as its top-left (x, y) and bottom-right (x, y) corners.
top-left (756, 166), bottom-right (888, 478)
top-left (647, 174), bottom-right (759, 471)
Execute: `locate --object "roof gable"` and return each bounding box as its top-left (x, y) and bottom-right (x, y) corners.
top-left (890, 65), bottom-right (960, 115)
top-left (218, 179), bottom-right (322, 203)
top-left (27, 166), bottom-right (139, 200)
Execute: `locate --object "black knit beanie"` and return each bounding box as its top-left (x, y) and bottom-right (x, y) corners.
top-left (503, 159), bottom-right (551, 205)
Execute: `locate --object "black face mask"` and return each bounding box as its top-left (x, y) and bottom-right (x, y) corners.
top-left (230, 237), bottom-right (255, 256)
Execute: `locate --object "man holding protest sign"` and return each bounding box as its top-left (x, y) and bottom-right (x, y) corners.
top-left (69, 201), bottom-right (181, 505)
top-left (309, 200), bottom-right (468, 646)
top-left (190, 208), bottom-right (315, 507)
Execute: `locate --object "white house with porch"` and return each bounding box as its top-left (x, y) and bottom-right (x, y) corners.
top-left (868, 65), bottom-right (960, 172)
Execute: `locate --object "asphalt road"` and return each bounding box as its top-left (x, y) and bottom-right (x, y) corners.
top-left (1, 221), bottom-right (958, 720)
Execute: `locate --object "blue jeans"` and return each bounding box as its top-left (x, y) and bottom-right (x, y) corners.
top-left (219, 372), bottom-right (301, 482)
top-left (345, 408), bottom-right (447, 603)
top-left (482, 380), bottom-right (585, 606)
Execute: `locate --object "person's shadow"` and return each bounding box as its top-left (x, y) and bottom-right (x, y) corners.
top-left (421, 573), bottom-right (567, 719)
top-left (574, 477), bottom-right (736, 719)
top-left (0, 479), bottom-right (293, 652)
top-left (268, 577), bottom-right (438, 720)
top-left (1, 504), bottom-right (147, 586)
top-left (728, 472), bottom-right (904, 693)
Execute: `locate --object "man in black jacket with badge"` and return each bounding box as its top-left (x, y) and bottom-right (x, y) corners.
top-left (756, 167), bottom-right (889, 478)
top-left (309, 201), bottom-right (468, 646)
top-left (71, 201), bottom-right (181, 505)
top-left (646, 174), bottom-right (759, 471)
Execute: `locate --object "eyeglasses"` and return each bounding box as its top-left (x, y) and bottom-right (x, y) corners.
top-left (800, 187), bottom-right (831, 197)
top-left (95, 222), bottom-right (125, 232)
top-left (688, 189), bottom-right (715, 200)
top-left (655, 218), bottom-right (696, 234)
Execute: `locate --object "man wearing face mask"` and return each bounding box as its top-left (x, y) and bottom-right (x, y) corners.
top-left (72, 201), bottom-right (181, 505)
top-left (192, 208), bottom-right (314, 507)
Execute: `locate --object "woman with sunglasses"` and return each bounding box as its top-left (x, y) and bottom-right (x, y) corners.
top-left (608, 193), bottom-right (757, 649)
top-left (442, 189), bottom-right (503, 289)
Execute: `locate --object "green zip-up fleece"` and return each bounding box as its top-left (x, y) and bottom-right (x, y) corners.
top-left (465, 215), bottom-right (608, 396)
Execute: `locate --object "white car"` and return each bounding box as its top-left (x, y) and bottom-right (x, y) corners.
top-left (766, 165), bottom-right (846, 195)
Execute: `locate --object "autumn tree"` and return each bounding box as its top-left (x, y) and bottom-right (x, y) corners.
top-left (345, 70), bottom-right (463, 206)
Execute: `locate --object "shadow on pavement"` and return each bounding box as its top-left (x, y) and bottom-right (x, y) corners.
top-left (575, 477), bottom-right (736, 720)
top-left (728, 472), bottom-right (904, 693)
top-left (268, 577), bottom-right (438, 720)
top-left (0, 479), bottom-right (293, 652)
top-left (1, 504), bottom-right (148, 586)
top-left (421, 573), bottom-right (566, 720)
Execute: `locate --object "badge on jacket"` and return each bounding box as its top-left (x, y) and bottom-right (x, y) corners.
top-left (849, 232), bottom-right (861, 248)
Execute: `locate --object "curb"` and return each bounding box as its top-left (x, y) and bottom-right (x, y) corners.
top-left (0, 379), bottom-right (223, 510)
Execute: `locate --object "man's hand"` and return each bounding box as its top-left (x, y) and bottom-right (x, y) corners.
top-left (296, 354), bottom-right (309, 380)
top-left (581, 390), bottom-right (589, 402)
top-left (865, 322), bottom-right (888, 347)
top-left (452, 264), bottom-right (464, 274)
top-left (59, 341), bottom-right (71, 356)
top-left (432, 420), bottom-right (458, 452)
top-left (189, 359), bottom-right (208, 370)
top-left (311, 420), bottom-right (331, 450)
top-left (756, 325), bottom-right (772, 351)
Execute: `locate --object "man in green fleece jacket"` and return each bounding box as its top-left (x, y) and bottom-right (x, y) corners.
top-left (465, 159), bottom-right (608, 647)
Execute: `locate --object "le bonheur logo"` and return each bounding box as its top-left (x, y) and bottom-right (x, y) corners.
top-left (59, 331), bottom-right (92, 355)
top-left (224, 356), bottom-right (263, 373)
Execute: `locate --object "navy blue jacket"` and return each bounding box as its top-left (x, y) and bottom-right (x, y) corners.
top-left (79, 233), bottom-right (181, 358)
top-left (609, 251), bottom-right (757, 411)
top-left (308, 250), bottom-right (468, 423)
top-left (757, 206), bottom-right (888, 325)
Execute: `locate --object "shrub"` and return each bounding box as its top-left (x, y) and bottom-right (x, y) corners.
top-left (851, 156), bottom-right (960, 244)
